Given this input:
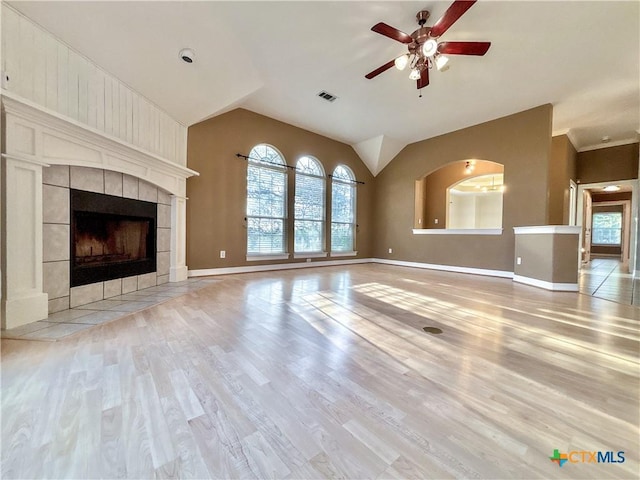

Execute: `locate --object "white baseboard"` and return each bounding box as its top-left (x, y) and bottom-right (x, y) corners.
top-left (512, 275), bottom-right (579, 292)
top-left (190, 258), bottom-right (579, 293)
top-left (371, 258), bottom-right (514, 279)
top-left (189, 258), bottom-right (372, 277)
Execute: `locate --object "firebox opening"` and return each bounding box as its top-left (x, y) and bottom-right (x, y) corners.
top-left (71, 189), bottom-right (157, 287)
top-left (74, 214), bottom-right (151, 267)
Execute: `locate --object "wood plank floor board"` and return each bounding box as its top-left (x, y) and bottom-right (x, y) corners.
top-left (120, 395), bottom-right (155, 479)
top-left (159, 394), bottom-right (214, 479)
top-left (100, 406), bottom-right (126, 479)
top-left (2, 264), bottom-right (638, 478)
top-left (234, 375), bottom-right (324, 462)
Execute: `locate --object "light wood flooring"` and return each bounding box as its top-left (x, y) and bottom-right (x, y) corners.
top-left (579, 257), bottom-right (640, 306)
top-left (2, 264), bottom-right (639, 479)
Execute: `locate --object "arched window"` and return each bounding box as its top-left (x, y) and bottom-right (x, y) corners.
top-left (246, 144), bottom-right (288, 255)
top-left (294, 156), bottom-right (325, 253)
top-left (331, 165), bottom-right (356, 252)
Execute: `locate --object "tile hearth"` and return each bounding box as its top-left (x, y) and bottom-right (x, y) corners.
top-left (2, 278), bottom-right (217, 342)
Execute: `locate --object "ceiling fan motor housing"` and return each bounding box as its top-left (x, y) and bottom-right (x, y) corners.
top-left (409, 27), bottom-right (433, 55)
top-left (416, 10), bottom-right (431, 26)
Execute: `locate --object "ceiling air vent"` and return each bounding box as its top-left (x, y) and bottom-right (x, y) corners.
top-left (317, 91), bottom-right (338, 102)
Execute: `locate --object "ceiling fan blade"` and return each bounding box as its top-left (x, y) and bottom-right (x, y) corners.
top-left (438, 41), bottom-right (491, 56)
top-left (417, 69), bottom-right (429, 89)
top-left (365, 59), bottom-right (396, 79)
top-left (371, 23), bottom-right (413, 44)
top-left (429, 0), bottom-right (477, 38)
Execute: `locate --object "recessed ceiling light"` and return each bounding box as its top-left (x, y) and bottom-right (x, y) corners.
top-left (603, 185), bottom-right (621, 192)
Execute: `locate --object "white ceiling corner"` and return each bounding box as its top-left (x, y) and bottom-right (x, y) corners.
top-left (377, 136), bottom-right (407, 174)
top-left (353, 136), bottom-right (385, 175)
top-left (352, 135), bottom-right (406, 176)
top-left (565, 130), bottom-right (579, 152)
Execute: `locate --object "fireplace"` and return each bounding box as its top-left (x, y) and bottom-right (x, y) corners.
top-left (71, 190), bottom-right (157, 287)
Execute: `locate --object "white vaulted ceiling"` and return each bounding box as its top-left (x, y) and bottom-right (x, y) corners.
top-left (7, 1), bottom-right (640, 175)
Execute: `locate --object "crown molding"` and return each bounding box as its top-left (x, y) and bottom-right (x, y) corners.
top-left (578, 138), bottom-right (639, 153)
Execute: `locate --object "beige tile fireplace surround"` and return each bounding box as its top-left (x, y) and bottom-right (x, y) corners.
top-left (1, 92), bottom-right (198, 329)
top-left (43, 165), bottom-right (172, 314)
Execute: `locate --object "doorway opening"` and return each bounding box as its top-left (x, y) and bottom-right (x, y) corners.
top-left (576, 180), bottom-right (639, 305)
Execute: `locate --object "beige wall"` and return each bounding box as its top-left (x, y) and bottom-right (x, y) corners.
top-left (373, 104), bottom-right (553, 273)
top-left (591, 192), bottom-right (632, 203)
top-left (549, 135), bottom-right (577, 225)
top-left (514, 234), bottom-right (579, 283)
top-left (577, 143), bottom-right (639, 184)
top-left (186, 108), bottom-right (374, 270)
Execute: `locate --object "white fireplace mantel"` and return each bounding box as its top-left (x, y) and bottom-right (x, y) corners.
top-left (2, 91), bottom-right (198, 195)
top-left (1, 91), bottom-right (199, 329)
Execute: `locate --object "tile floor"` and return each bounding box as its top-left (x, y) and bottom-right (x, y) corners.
top-left (579, 257), bottom-right (640, 306)
top-left (1, 278), bottom-right (218, 341)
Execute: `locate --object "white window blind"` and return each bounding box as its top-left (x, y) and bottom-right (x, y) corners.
top-left (331, 165), bottom-right (356, 252)
top-left (246, 145), bottom-right (288, 255)
top-left (294, 156), bottom-right (325, 252)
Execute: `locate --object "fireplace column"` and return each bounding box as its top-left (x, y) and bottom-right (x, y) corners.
top-left (1, 155), bottom-right (49, 328)
top-left (170, 194), bottom-right (188, 282)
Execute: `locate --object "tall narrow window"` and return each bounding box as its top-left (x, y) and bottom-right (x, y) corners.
top-left (246, 145), bottom-right (288, 256)
top-left (294, 156), bottom-right (325, 253)
top-left (331, 165), bottom-right (356, 252)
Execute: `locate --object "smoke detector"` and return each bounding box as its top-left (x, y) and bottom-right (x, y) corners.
top-left (179, 48), bottom-right (195, 64)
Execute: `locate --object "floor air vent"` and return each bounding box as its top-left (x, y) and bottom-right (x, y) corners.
top-left (423, 327), bottom-right (443, 335)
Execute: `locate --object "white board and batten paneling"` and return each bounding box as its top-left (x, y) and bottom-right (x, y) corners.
top-left (1, 5), bottom-right (187, 166)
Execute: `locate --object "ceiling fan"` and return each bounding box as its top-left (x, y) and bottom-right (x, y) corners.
top-left (365, 0), bottom-right (491, 89)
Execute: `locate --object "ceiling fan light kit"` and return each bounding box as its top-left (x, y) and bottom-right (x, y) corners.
top-left (435, 54), bottom-right (450, 71)
top-left (365, 0), bottom-right (491, 89)
top-left (422, 39), bottom-right (438, 57)
top-left (394, 55), bottom-right (409, 70)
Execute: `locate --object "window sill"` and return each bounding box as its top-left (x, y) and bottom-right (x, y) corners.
top-left (330, 251), bottom-right (358, 257)
top-left (412, 228), bottom-right (503, 235)
top-left (246, 253), bottom-right (290, 262)
top-left (293, 252), bottom-right (328, 259)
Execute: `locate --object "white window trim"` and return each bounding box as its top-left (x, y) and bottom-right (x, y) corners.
top-left (413, 228), bottom-right (503, 235)
top-left (293, 252), bottom-right (328, 259)
top-left (246, 145), bottom-right (289, 257)
top-left (294, 157), bottom-right (326, 254)
top-left (330, 251), bottom-right (358, 257)
top-left (246, 253), bottom-right (291, 262)
top-left (331, 167), bottom-right (357, 252)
